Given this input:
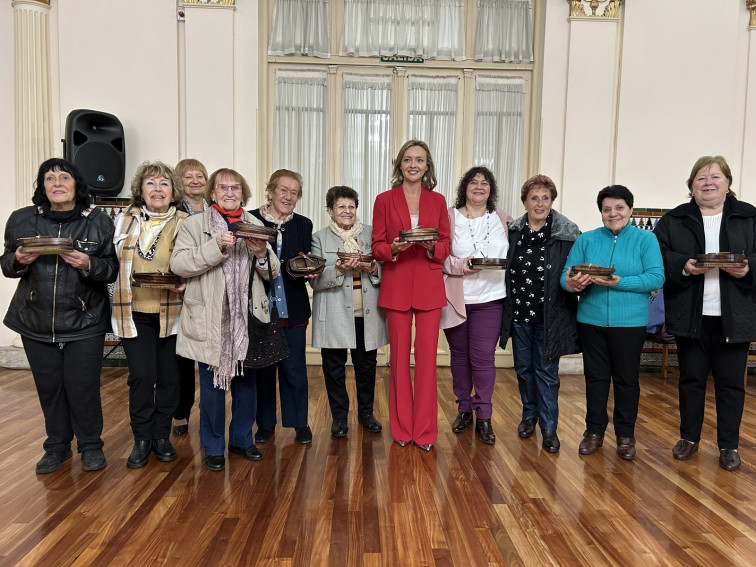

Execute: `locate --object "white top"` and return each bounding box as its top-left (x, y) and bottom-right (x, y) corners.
top-left (452, 209), bottom-right (508, 304)
top-left (702, 212), bottom-right (722, 316)
top-left (410, 213), bottom-right (419, 229)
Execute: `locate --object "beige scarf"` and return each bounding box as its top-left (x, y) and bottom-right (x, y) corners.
top-left (328, 217), bottom-right (364, 254)
top-left (207, 207), bottom-right (250, 389)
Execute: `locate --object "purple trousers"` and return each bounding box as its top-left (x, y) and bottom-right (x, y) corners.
top-left (443, 300), bottom-right (504, 420)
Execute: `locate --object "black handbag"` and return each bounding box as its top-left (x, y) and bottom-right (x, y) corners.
top-left (244, 253), bottom-right (290, 369)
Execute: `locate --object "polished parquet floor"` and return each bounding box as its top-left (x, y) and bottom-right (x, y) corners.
top-left (1, 363), bottom-right (756, 566)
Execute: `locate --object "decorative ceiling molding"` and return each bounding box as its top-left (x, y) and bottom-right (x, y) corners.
top-left (183, 0), bottom-right (235, 5)
top-left (11, 0), bottom-right (50, 6)
top-left (567, 0), bottom-right (624, 19)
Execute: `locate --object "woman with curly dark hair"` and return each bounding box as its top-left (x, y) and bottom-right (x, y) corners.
top-left (441, 166), bottom-right (512, 445)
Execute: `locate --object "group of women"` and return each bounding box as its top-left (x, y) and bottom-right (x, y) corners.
top-left (3, 146), bottom-right (754, 474)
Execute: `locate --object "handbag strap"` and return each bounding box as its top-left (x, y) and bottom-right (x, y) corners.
top-left (250, 249), bottom-right (275, 299)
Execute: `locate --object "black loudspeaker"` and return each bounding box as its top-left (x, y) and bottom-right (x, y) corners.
top-left (64, 109), bottom-right (125, 197)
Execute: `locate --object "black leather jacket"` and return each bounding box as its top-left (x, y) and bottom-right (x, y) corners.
top-left (500, 210), bottom-right (581, 360)
top-left (2, 205), bottom-right (118, 342)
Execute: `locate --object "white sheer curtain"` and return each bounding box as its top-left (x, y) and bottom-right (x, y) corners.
top-left (272, 69), bottom-right (329, 229)
top-left (472, 76), bottom-right (525, 215)
top-left (340, 0), bottom-right (465, 61)
top-left (407, 75), bottom-right (459, 203)
top-left (475, 0), bottom-right (533, 63)
top-left (341, 74), bottom-right (393, 226)
top-left (268, 0), bottom-right (331, 59)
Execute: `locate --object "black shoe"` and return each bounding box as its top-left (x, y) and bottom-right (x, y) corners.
top-left (476, 419), bottom-right (496, 445)
top-left (205, 455), bottom-right (225, 471)
top-left (153, 438), bottom-right (177, 462)
top-left (331, 418), bottom-right (348, 438)
top-left (517, 417), bottom-right (537, 438)
top-left (82, 448), bottom-right (107, 471)
top-left (295, 426), bottom-right (313, 444)
top-left (35, 448), bottom-right (73, 474)
top-left (255, 427), bottom-right (275, 444)
top-left (358, 414), bottom-right (383, 433)
top-left (228, 444), bottom-right (262, 461)
top-left (172, 422), bottom-right (189, 436)
top-left (127, 440), bottom-right (152, 469)
top-left (719, 448), bottom-right (741, 471)
top-left (451, 411), bottom-right (473, 433)
top-left (417, 443), bottom-right (433, 452)
top-left (541, 429), bottom-right (560, 453)
top-left (672, 439), bottom-right (699, 460)
top-left (395, 440), bottom-right (410, 447)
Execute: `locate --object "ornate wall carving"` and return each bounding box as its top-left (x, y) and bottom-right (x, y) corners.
top-left (748, 0), bottom-right (756, 28)
top-left (567, 0), bottom-right (624, 19)
top-left (183, 0), bottom-right (235, 5)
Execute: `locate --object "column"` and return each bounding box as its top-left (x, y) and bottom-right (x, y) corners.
top-left (560, 0), bottom-right (624, 227)
top-left (12, 0), bottom-right (53, 207)
top-left (181, 0), bottom-right (235, 172)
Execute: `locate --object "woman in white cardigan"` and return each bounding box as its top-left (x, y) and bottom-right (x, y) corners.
top-left (310, 186), bottom-right (388, 438)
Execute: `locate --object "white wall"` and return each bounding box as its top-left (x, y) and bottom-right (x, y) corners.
top-left (540, 0), bottom-right (755, 232)
top-left (56, 0), bottom-right (180, 175)
top-left (615, 0), bottom-right (749, 210)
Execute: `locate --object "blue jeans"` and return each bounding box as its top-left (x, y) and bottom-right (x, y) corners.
top-left (199, 363), bottom-right (257, 456)
top-left (511, 322), bottom-right (561, 430)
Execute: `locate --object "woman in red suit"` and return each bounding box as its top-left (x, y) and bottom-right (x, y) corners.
top-left (371, 140), bottom-right (450, 451)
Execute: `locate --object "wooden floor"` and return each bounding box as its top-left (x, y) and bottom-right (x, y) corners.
top-left (1, 365), bottom-right (756, 567)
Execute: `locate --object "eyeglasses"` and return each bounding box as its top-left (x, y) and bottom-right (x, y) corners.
top-left (216, 184), bottom-right (242, 194)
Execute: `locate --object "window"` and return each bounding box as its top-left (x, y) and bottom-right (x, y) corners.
top-left (341, 74), bottom-right (393, 225)
top-left (473, 76), bottom-right (526, 214)
top-left (272, 69), bottom-right (329, 228)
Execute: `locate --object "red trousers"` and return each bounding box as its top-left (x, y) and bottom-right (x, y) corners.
top-left (385, 307), bottom-right (441, 446)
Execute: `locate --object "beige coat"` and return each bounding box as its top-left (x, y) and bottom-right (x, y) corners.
top-left (170, 211), bottom-right (279, 367)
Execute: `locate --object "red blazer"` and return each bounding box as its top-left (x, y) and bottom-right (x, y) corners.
top-left (371, 186), bottom-right (450, 311)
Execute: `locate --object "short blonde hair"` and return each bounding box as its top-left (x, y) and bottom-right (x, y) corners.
top-left (175, 159), bottom-right (208, 183)
top-left (686, 155), bottom-right (735, 197)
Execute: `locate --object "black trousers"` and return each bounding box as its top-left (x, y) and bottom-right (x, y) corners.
top-left (256, 325), bottom-right (309, 429)
top-left (174, 355), bottom-right (196, 421)
top-left (23, 335), bottom-right (105, 453)
top-left (321, 317), bottom-right (378, 419)
top-left (121, 312), bottom-right (180, 441)
top-left (676, 316), bottom-right (748, 449)
top-left (579, 323), bottom-right (646, 438)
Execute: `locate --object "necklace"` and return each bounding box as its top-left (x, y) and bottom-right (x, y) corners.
top-left (467, 211), bottom-right (490, 256)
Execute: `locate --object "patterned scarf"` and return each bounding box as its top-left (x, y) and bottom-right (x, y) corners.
top-left (138, 206), bottom-right (176, 260)
top-left (259, 203), bottom-right (294, 250)
top-left (328, 216), bottom-right (364, 254)
top-left (207, 206), bottom-right (250, 389)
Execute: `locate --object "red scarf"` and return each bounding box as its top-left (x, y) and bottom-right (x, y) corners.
top-left (211, 202), bottom-right (244, 226)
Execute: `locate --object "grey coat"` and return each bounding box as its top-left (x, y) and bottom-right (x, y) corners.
top-left (310, 224), bottom-right (388, 351)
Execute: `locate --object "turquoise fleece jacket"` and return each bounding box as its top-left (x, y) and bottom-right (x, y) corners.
top-left (560, 223), bottom-right (664, 328)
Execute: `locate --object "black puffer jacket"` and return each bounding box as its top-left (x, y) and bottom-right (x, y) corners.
top-left (2, 205), bottom-right (118, 342)
top-left (654, 196), bottom-right (756, 343)
top-left (500, 210), bottom-right (581, 360)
